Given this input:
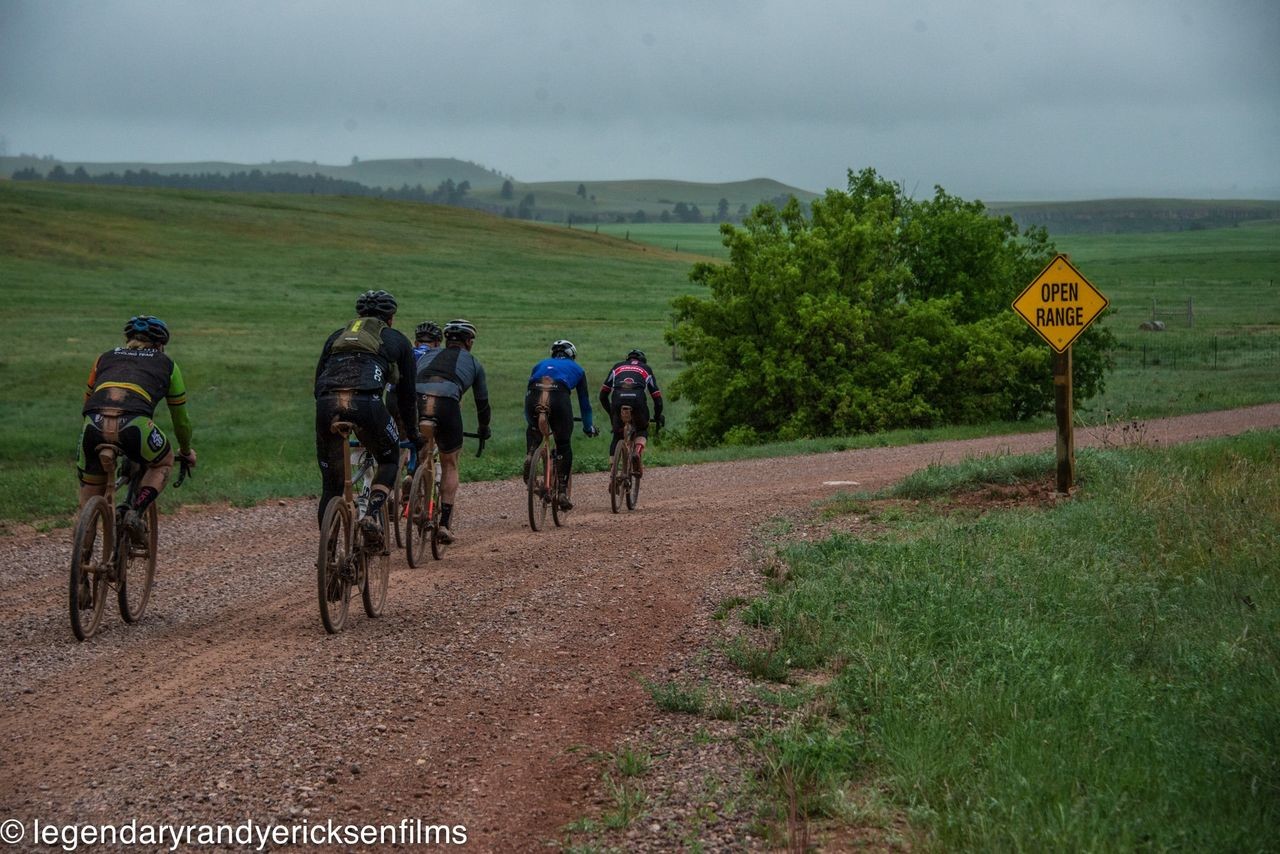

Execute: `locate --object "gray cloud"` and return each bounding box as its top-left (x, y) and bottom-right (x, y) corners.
top-left (2, 0), bottom-right (1277, 198)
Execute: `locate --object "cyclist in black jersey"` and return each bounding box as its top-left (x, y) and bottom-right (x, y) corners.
top-left (314, 290), bottom-right (422, 546)
top-left (415, 319), bottom-right (491, 543)
top-left (78, 316), bottom-right (198, 537)
top-left (599, 348), bottom-right (663, 476)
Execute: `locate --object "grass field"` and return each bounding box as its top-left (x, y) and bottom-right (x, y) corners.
top-left (2, 181), bottom-right (1277, 525)
top-left (733, 432), bottom-right (1280, 850)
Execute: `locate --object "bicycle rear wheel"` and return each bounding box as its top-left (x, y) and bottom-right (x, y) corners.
top-left (362, 502), bottom-right (390, 618)
top-left (405, 458), bottom-right (433, 567)
top-left (70, 497), bottom-right (112, 641)
top-left (552, 468), bottom-right (569, 527)
top-left (528, 444), bottom-right (549, 531)
top-left (609, 449), bottom-right (625, 514)
top-left (626, 453), bottom-right (641, 511)
top-left (429, 479), bottom-right (449, 560)
top-left (118, 502), bottom-right (157, 623)
top-left (317, 498), bottom-right (353, 634)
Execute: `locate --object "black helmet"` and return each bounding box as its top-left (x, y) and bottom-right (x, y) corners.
top-left (626, 348), bottom-right (646, 363)
top-left (443, 319), bottom-right (477, 341)
top-left (415, 320), bottom-right (442, 343)
top-left (550, 339), bottom-right (576, 360)
top-left (355, 289), bottom-right (397, 320)
top-left (123, 315), bottom-right (170, 345)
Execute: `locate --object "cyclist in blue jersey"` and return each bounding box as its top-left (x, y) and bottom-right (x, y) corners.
top-left (524, 339), bottom-right (598, 511)
top-left (413, 320), bottom-right (442, 365)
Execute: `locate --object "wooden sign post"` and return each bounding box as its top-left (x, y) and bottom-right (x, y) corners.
top-left (1012, 255), bottom-right (1108, 494)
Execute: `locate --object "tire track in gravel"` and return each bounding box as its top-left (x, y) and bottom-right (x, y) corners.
top-left (2, 404), bottom-right (1277, 851)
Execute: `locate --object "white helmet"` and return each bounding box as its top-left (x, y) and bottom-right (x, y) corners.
top-left (550, 339), bottom-right (576, 360)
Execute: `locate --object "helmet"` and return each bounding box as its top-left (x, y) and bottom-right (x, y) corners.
top-left (443, 319), bottom-right (477, 341)
top-left (355, 289), bottom-right (397, 320)
top-left (123, 315), bottom-right (170, 345)
top-left (626, 348), bottom-right (647, 363)
top-left (415, 320), bottom-right (442, 343)
top-left (550, 339), bottom-right (576, 360)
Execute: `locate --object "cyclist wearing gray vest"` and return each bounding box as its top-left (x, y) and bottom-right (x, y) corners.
top-left (415, 319), bottom-right (491, 544)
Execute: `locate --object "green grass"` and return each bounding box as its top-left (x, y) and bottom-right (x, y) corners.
top-left (642, 679), bottom-right (707, 715)
top-left (3, 181), bottom-right (1277, 524)
top-left (733, 432), bottom-right (1280, 850)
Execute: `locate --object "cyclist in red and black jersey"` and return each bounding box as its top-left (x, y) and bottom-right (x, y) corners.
top-left (599, 348), bottom-right (663, 476)
top-left (78, 316), bottom-right (197, 536)
top-left (314, 290), bottom-right (422, 546)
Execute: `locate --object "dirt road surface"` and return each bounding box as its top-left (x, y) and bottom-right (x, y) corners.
top-left (3, 405), bottom-right (1278, 851)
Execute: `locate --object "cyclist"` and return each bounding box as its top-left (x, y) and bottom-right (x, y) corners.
top-left (415, 319), bottom-right (491, 544)
top-left (413, 320), bottom-right (442, 364)
top-left (78, 316), bottom-right (197, 536)
top-left (524, 339), bottom-right (598, 511)
top-left (314, 289), bottom-right (421, 546)
top-left (599, 348), bottom-right (664, 476)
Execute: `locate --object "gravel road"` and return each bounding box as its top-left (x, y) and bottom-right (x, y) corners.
top-left (3, 404), bottom-right (1278, 851)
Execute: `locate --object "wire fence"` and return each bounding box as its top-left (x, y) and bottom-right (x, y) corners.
top-left (1109, 332), bottom-right (1280, 370)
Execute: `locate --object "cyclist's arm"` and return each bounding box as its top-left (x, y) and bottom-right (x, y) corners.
top-left (598, 373), bottom-right (612, 413)
top-left (166, 362), bottom-right (194, 452)
top-left (473, 363), bottom-right (491, 432)
top-left (392, 337), bottom-right (420, 444)
top-left (83, 355), bottom-right (101, 405)
top-left (574, 372), bottom-right (594, 432)
top-left (314, 332), bottom-right (337, 395)
top-left (648, 374), bottom-right (664, 419)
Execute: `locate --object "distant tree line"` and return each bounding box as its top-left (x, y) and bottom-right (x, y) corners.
top-left (10, 165), bottom-right (489, 210)
top-left (11, 165), bottom-right (806, 224)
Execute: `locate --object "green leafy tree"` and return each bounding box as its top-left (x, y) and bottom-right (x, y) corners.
top-left (576, 183), bottom-right (587, 199)
top-left (501, 179), bottom-right (514, 200)
top-left (667, 168), bottom-right (1114, 446)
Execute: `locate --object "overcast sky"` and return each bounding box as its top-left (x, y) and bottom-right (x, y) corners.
top-left (2, 0), bottom-right (1277, 200)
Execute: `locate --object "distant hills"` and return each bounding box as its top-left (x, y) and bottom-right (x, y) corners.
top-left (0, 155), bottom-right (818, 225)
top-left (4, 155), bottom-right (1277, 233)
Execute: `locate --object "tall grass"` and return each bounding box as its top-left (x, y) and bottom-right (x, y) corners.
top-left (740, 432), bottom-right (1280, 850)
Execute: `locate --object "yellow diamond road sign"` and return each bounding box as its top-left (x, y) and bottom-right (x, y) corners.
top-left (1013, 254), bottom-right (1109, 352)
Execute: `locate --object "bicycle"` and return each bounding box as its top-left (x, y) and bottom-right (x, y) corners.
top-left (69, 436), bottom-right (191, 641)
top-left (526, 379), bottom-right (593, 531)
top-left (608, 405), bottom-right (643, 513)
top-left (317, 419), bottom-right (391, 634)
top-left (406, 412), bottom-right (484, 565)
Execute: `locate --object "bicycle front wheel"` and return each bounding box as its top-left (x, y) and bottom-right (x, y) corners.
top-left (118, 502), bottom-right (157, 623)
top-left (317, 498), bottom-right (353, 634)
top-left (362, 502), bottom-right (390, 618)
top-left (405, 459), bottom-right (433, 567)
top-left (528, 444), bottom-right (549, 531)
top-left (70, 497), bottom-right (112, 641)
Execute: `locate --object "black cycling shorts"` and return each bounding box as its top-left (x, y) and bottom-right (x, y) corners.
top-left (609, 391), bottom-right (651, 439)
top-left (419, 393), bottom-right (464, 454)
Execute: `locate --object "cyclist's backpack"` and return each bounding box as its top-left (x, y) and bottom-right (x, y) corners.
top-left (331, 317), bottom-right (387, 357)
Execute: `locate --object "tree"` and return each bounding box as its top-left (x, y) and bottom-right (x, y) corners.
top-left (517, 193), bottom-right (536, 219)
top-left (501, 179), bottom-right (514, 200)
top-left (576, 183), bottom-right (587, 199)
top-left (666, 167), bottom-right (1114, 446)
top-left (716, 197), bottom-right (730, 222)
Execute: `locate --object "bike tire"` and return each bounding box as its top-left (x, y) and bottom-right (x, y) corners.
top-left (552, 468), bottom-right (569, 527)
top-left (391, 472), bottom-right (407, 549)
top-left (118, 502), bottom-right (157, 623)
top-left (362, 501), bottom-right (390, 618)
top-left (406, 455), bottom-right (434, 567)
top-left (609, 449), bottom-right (623, 514)
top-left (528, 444), bottom-right (548, 531)
top-left (626, 454), bottom-right (640, 511)
top-left (69, 496), bottom-right (112, 641)
top-left (317, 498), bottom-right (352, 634)
top-left (429, 477), bottom-right (448, 560)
